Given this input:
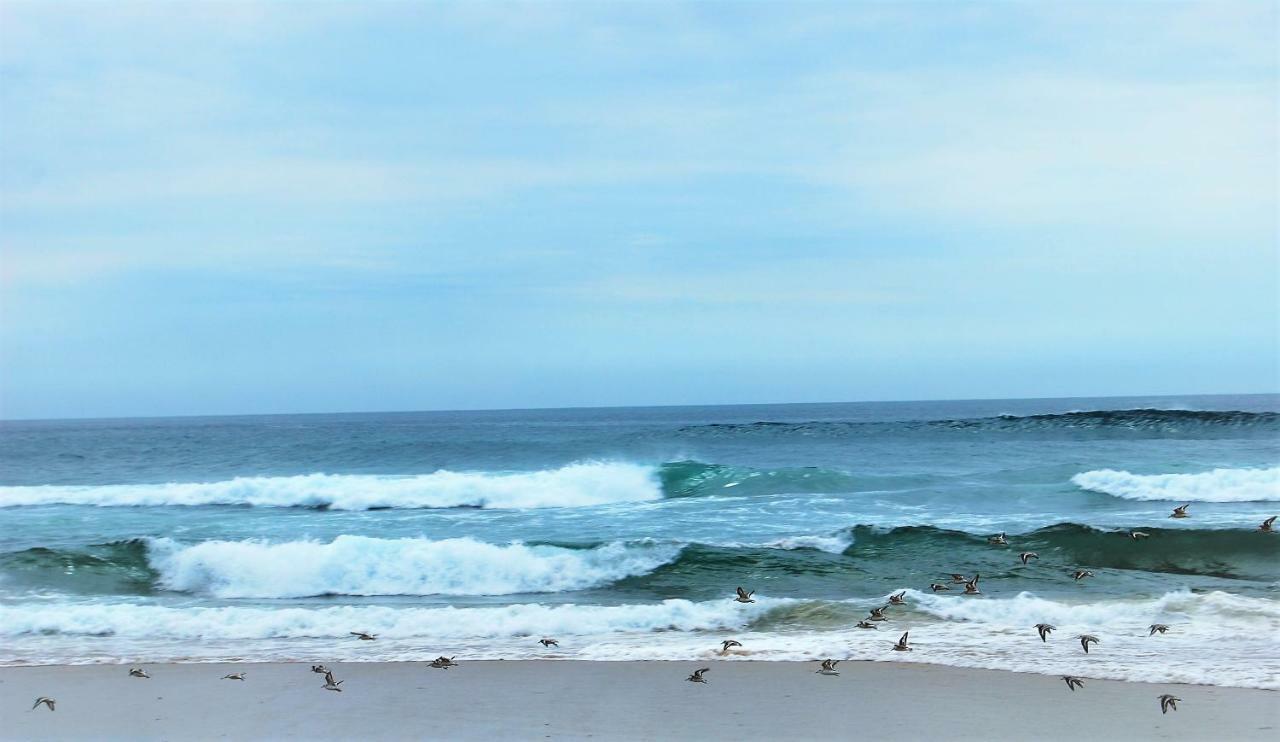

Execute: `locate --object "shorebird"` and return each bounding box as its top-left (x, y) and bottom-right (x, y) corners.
top-left (868, 606), bottom-right (889, 621)
top-left (222, 672), bottom-right (246, 681)
top-left (856, 620), bottom-right (878, 629)
top-left (128, 667), bottom-right (150, 678)
top-left (1170, 504), bottom-right (1190, 519)
top-left (949, 574), bottom-right (968, 584)
top-left (892, 631), bottom-right (912, 651)
top-left (1035, 623), bottom-right (1056, 642)
top-left (1019, 552), bottom-right (1038, 565)
top-left (1062, 676), bottom-right (1085, 692)
top-left (963, 574), bottom-right (980, 594)
top-left (430, 656), bottom-right (458, 669)
top-left (988, 533), bottom-right (1008, 546)
top-left (1128, 530), bottom-right (1150, 540)
top-left (1072, 570), bottom-right (1094, 581)
top-left (815, 659), bottom-right (840, 676)
top-left (539, 638), bottom-right (559, 648)
top-left (322, 671), bottom-right (343, 692)
top-left (929, 583), bottom-right (950, 592)
top-left (1158, 694), bottom-right (1181, 714)
top-left (1078, 635), bottom-right (1100, 654)
top-left (720, 639), bottom-right (742, 654)
top-left (1260, 516), bottom-right (1276, 532)
top-left (1148, 624), bottom-right (1170, 636)
top-left (31, 697), bottom-right (55, 711)
top-left (888, 591), bottom-right (906, 605)
top-left (687, 667), bottom-right (710, 684)
top-left (311, 664), bottom-right (330, 675)
top-left (735, 587), bottom-right (756, 603)
top-left (350, 631), bottom-right (376, 641)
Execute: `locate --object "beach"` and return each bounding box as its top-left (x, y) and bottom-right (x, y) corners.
top-left (2, 661), bottom-right (1275, 741)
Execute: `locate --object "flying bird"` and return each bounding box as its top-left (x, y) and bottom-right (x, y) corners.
top-left (128, 667), bottom-right (150, 679)
top-left (1170, 504), bottom-right (1190, 519)
top-left (350, 632), bottom-right (376, 641)
top-left (868, 606), bottom-right (889, 621)
top-left (815, 659), bottom-right (840, 676)
top-left (949, 574), bottom-right (968, 584)
top-left (892, 631), bottom-right (912, 652)
top-left (856, 620), bottom-right (878, 629)
top-left (1148, 624), bottom-right (1170, 636)
top-left (988, 533), bottom-right (1008, 545)
top-left (539, 638), bottom-right (559, 648)
top-left (1072, 570), bottom-right (1094, 581)
top-left (1128, 530), bottom-right (1150, 540)
top-left (735, 587), bottom-right (755, 603)
top-left (1035, 623), bottom-right (1056, 642)
top-left (929, 583), bottom-right (950, 592)
top-left (963, 575), bottom-right (981, 595)
top-left (720, 639), bottom-right (742, 654)
top-left (1078, 635), bottom-right (1100, 654)
top-left (1260, 516), bottom-right (1276, 532)
top-left (1062, 676), bottom-right (1084, 692)
top-left (311, 665), bottom-right (330, 675)
top-left (1158, 694), bottom-right (1181, 714)
top-left (322, 671), bottom-right (343, 692)
top-left (888, 591), bottom-right (906, 605)
top-left (222, 672), bottom-right (246, 681)
top-left (430, 656), bottom-right (457, 669)
top-left (1019, 552), bottom-right (1038, 565)
top-left (687, 667), bottom-right (710, 684)
top-left (31, 697), bottom-right (55, 711)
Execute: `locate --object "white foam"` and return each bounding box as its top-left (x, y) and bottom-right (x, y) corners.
top-left (756, 532), bottom-right (853, 554)
top-left (145, 536), bottom-right (681, 598)
top-left (0, 462), bottom-right (663, 510)
top-left (1071, 466), bottom-right (1280, 502)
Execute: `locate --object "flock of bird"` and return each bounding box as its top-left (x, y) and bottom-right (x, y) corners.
top-left (25, 507), bottom-right (1275, 721)
top-left (694, 506), bottom-right (1276, 719)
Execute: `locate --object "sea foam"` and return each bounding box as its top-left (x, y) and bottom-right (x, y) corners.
top-left (0, 462), bottom-right (663, 510)
top-left (146, 536), bottom-right (682, 598)
top-left (1070, 466), bottom-right (1280, 502)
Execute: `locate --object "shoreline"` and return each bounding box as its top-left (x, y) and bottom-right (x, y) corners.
top-left (3, 660), bottom-right (1275, 740)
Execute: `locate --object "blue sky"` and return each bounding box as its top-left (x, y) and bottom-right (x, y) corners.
top-left (1, 0), bottom-right (1276, 419)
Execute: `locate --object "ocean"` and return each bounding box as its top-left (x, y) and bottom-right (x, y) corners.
top-left (1, 394), bottom-right (1277, 689)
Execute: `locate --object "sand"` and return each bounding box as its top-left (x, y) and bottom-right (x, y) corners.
top-left (1, 661), bottom-right (1275, 740)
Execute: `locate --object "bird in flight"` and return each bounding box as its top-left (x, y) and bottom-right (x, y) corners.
top-left (31, 697), bottom-right (55, 711)
top-left (1062, 676), bottom-right (1084, 692)
top-left (1158, 694), bottom-right (1181, 714)
top-left (1035, 624), bottom-right (1056, 642)
top-left (687, 667), bottom-right (710, 684)
top-left (735, 587), bottom-right (756, 603)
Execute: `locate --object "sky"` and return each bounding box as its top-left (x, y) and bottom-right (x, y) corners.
top-left (0, 0), bottom-right (1276, 419)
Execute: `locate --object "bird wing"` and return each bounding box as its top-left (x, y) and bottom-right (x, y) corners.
top-left (736, 587), bottom-right (748, 598)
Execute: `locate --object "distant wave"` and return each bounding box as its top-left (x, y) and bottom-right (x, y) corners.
top-left (678, 408), bottom-right (1279, 438)
top-left (1071, 466), bottom-right (1280, 502)
top-left (145, 536), bottom-right (683, 598)
top-left (0, 462), bottom-right (664, 510)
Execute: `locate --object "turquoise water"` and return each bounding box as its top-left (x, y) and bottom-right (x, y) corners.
top-left (1, 395), bottom-right (1276, 687)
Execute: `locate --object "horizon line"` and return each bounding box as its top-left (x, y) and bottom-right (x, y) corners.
top-left (2, 390), bottom-right (1275, 425)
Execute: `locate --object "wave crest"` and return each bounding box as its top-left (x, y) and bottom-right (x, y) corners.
top-left (0, 462), bottom-right (663, 510)
top-left (1071, 466), bottom-right (1280, 502)
top-left (146, 536), bottom-right (682, 598)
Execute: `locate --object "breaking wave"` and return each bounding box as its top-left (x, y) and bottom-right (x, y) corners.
top-left (145, 536), bottom-right (683, 598)
top-left (1071, 466), bottom-right (1280, 502)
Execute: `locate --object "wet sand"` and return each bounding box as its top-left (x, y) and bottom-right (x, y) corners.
top-left (2, 660), bottom-right (1275, 740)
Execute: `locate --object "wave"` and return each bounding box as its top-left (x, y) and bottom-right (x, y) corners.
top-left (0, 462), bottom-right (664, 510)
top-left (677, 408), bottom-right (1279, 439)
top-left (1071, 466), bottom-right (1280, 502)
top-left (0, 597), bottom-right (780, 641)
top-left (146, 536), bottom-right (683, 598)
top-left (4, 522), bottom-right (1276, 599)
top-left (0, 460), bottom-right (907, 510)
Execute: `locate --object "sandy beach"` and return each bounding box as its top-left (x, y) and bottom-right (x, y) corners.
top-left (2, 661), bottom-right (1275, 741)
